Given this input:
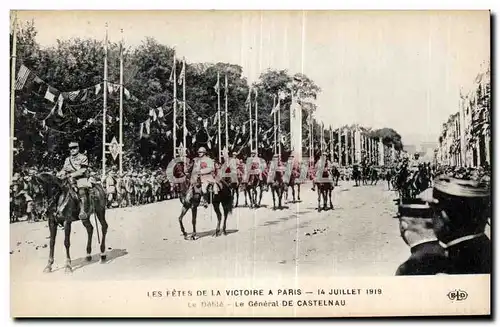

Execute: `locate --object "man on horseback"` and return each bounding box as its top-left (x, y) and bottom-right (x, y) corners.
top-left (192, 146), bottom-right (217, 208)
top-left (57, 141), bottom-right (90, 220)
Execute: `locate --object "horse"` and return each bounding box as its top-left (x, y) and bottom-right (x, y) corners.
top-left (269, 167), bottom-right (286, 210)
top-left (244, 172), bottom-right (265, 208)
top-left (361, 165), bottom-right (370, 185)
top-left (316, 169), bottom-right (334, 211)
top-left (176, 164), bottom-right (234, 240)
top-left (331, 166), bottom-right (341, 186)
top-left (370, 167), bottom-right (379, 185)
top-left (285, 166), bottom-right (301, 203)
top-left (223, 166), bottom-right (242, 207)
top-left (352, 166), bottom-right (362, 187)
top-left (30, 172), bottom-right (108, 274)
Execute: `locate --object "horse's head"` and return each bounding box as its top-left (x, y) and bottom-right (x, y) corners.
top-left (31, 173), bottom-right (60, 197)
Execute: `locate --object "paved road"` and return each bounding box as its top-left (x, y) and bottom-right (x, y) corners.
top-left (11, 181), bottom-right (411, 281)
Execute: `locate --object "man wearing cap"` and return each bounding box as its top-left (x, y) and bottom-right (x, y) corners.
top-left (421, 175), bottom-right (491, 274)
top-left (192, 147), bottom-right (216, 208)
top-left (395, 203), bottom-right (447, 275)
top-left (57, 141), bottom-right (90, 220)
top-left (248, 150), bottom-right (263, 183)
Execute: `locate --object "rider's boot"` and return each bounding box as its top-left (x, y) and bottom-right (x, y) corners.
top-left (78, 188), bottom-right (90, 220)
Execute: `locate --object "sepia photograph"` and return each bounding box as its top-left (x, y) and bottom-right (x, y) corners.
top-left (9, 9), bottom-right (491, 317)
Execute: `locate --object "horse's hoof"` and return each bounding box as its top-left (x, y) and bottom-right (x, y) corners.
top-left (86, 255), bottom-right (92, 262)
top-left (184, 235), bottom-right (190, 241)
top-left (64, 266), bottom-right (73, 274)
top-left (43, 266), bottom-right (52, 273)
top-left (191, 234), bottom-right (199, 241)
top-left (223, 230), bottom-right (228, 236)
top-left (100, 255), bottom-right (107, 262)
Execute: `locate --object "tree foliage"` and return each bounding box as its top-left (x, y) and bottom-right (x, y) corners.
top-left (11, 20), bottom-right (403, 172)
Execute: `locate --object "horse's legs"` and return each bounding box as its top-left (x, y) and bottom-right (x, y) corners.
top-left (43, 218), bottom-right (57, 273)
top-left (63, 220), bottom-right (73, 273)
top-left (317, 187), bottom-right (322, 211)
top-left (291, 184), bottom-right (296, 202)
top-left (178, 205), bottom-right (190, 239)
top-left (322, 188), bottom-right (328, 210)
top-left (278, 186), bottom-right (283, 209)
top-left (222, 203), bottom-right (229, 236)
top-left (235, 185), bottom-right (240, 207)
top-left (258, 185), bottom-right (263, 206)
top-left (81, 219), bottom-right (93, 261)
top-left (271, 187), bottom-right (277, 210)
top-left (191, 206), bottom-right (199, 240)
top-left (97, 208), bottom-right (108, 262)
top-left (297, 184), bottom-right (301, 201)
top-left (329, 188), bottom-right (334, 209)
top-left (213, 202), bottom-right (223, 237)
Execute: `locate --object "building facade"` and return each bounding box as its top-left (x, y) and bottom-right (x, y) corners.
top-left (436, 62), bottom-right (490, 168)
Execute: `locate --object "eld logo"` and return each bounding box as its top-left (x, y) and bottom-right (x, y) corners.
top-left (447, 290), bottom-right (468, 302)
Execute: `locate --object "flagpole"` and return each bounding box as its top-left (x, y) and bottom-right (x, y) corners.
top-left (321, 124), bottom-right (324, 153)
top-left (225, 74), bottom-right (228, 159)
top-left (182, 57), bottom-right (186, 158)
top-left (217, 72), bottom-right (221, 161)
top-left (311, 120), bottom-right (314, 158)
top-left (277, 97), bottom-right (281, 157)
top-left (254, 90), bottom-right (258, 153)
top-left (173, 52), bottom-right (177, 157)
top-left (10, 11), bottom-right (17, 181)
top-left (102, 23), bottom-right (108, 181)
top-left (119, 29), bottom-right (124, 176)
top-left (338, 128), bottom-right (342, 166)
top-left (330, 128), bottom-right (334, 160)
top-left (249, 88), bottom-right (253, 153)
top-left (273, 95), bottom-right (277, 154)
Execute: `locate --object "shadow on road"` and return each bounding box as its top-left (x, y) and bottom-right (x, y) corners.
top-left (54, 248), bottom-right (129, 272)
top-left (195, 229), bottom-right (239, 239)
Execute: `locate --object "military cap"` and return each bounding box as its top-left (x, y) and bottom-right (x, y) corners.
top-left (398, 202), bottom-right (432, 218)
top-left (433, 175), bottom-right (490, 198)
top-left (68, 141), bottom-right (79, 148)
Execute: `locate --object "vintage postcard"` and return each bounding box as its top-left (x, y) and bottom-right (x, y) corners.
top-left (9, 10), bottom-right (491, 317)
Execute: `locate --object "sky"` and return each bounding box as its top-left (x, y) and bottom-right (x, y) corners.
top-left (15, 10), bottom-right (490, 146)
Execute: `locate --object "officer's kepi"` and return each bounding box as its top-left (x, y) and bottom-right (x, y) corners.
top-left (69, 142), bottom-right (79, 149)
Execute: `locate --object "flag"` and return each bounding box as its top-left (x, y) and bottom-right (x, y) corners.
top-left (124, 88), bottom-right (131, 100)
top-left (169, 54), bottom-right (176, 82)
top-left (145, 119), bottom-right (151, 134)
top-left (178, 58), bottom-right (185, 85)
top-left (56, 94), bottom-right (64, 117)
top-left (67, 90), bottom-right (80, 101)
top-left (44, 86), bottom-right (57, 103)
top-left (225, 74), bottom-right (228, 91)
top-left (157, 107), bottom-right (164, 118)
top-left (214, 72), bottom-right (220, 95)
top-left (203, 119), bottom-right (208, 130)
top-left (139, 123), bottom-right (144, 138)
top-left (15, 65), bottom-right (31, 90)
top-left (254, 88), bottom-right (258, 101)
top-left (95, 83), bottom-right (102, 95)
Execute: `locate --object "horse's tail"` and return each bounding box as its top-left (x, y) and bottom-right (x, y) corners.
top-left (222, 183), bottom-right (234, 215)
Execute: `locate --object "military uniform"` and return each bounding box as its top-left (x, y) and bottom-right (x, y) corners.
top-left (58, 142), bottom-right (90, 220)
top-left (192, 147), bottom-right (216, 207)
top-left (395, 204), bottom-right (447, 275)
top-left (417, 175), bottom-right (491, 275)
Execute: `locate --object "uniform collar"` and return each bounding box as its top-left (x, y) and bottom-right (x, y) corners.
top-left (409, 238), bottom-right (438, 250)
top-left (440, 233), bottom-right (485, 248)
